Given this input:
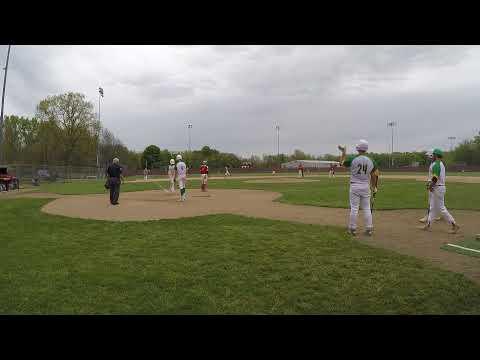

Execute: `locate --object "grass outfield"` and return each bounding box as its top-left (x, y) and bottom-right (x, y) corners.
top-left (2, 198), bottom-right (480, 314)
top-left (30, 176), bottom-right (480, 210)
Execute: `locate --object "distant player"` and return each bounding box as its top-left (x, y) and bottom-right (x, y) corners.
top-left (339, 140), bottom-right (379, 236)
top-left (419, 149), bottom-right (441, 223)
top-left (298, 163), bottom-right (304, 178)
top-left (329, 164), bottom-right (336, 178)
top-left (200, 160), bottom-right (209, 191)
top-left (176, 155), bottom-right (187, 201)
top-left (168, 159), bottom-right (176, 192)
top-left (143, 167), bottom-right (149, 181)
top-left (420, 148), bottom-right (460, 233)
top-left (224, 165), bottom-right (231, 177)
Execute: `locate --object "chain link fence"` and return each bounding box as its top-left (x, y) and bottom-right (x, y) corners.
top-left (4, 164), bottom-right (104, 182)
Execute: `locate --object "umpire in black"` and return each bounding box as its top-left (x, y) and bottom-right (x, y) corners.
top-left (106, 157), bottom-right (123, 205)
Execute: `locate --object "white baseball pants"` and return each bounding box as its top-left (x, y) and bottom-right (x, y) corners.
top-left (169, 176), bottom-right (175, 192)
top-left (427, 186), bottom-right (455, 225)
top-left (201, 174), bottom-right (208, 184)
top-left (177, 176), bottom-right (186, 190)
top-left (349, 185), bottom-right (373, 231)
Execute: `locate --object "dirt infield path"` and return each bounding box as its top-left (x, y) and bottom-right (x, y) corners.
top-left (40, 189), bottom-right (480, 284)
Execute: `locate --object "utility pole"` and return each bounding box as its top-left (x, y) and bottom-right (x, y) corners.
top-left (97, 87), bottom-right (104, 178)
top-left (0, 45), bottom-right (12, 163)
top-left (387, 121), bottom-right (396, 168)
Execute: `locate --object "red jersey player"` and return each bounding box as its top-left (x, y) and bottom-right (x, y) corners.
top-left (200, 160), bottom-right (209, 191)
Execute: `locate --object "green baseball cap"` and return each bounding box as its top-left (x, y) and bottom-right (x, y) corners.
top-left (433, 148), bottom-right (443, 157)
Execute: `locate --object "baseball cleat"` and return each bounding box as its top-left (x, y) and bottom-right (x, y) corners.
top-left (364, 229), bottom-right (373, 236)
top-left (347, 228), bottom-right (357, 236)
top-left (448, 224), bottom-right (460, 234)
top-left (418, 224), bottom-right (431, 231)
top-left (419, 216), bottom-right (427, 223)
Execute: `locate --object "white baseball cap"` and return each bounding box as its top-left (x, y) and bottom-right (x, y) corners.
top-left (170, 159), bottom-right (175, 165)
top-left (356, 139), bottom-right (369, 152)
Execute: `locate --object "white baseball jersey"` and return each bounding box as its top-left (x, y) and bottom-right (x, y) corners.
top-left (431, 160), bottom-right (446, 186)
top-left (168, 165), bottom-right (176, 177)
top-left (348, 155), bottom-right (375, 186)
top-left (176, 161), bottom-right (187, 178)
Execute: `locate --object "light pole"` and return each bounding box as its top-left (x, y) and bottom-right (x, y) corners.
top-left (187, 124), bottom-right (192, 152)
top-left (97, 87), bottom-right (104, 178)
top-left (0, 45), bottom-right (12, 163)
top-left (448, 136), bottom-right (456, 152)
top-left (387, 121), bottom-right (396, 168)
top-left (275, 124), bottom-right (280, 168)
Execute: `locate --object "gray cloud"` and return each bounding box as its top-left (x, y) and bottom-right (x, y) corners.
top-left (1, 45), bottom-right (479, 158)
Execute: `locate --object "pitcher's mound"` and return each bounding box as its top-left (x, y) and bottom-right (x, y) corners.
top-left (41, 189), bottom-right (280, 221)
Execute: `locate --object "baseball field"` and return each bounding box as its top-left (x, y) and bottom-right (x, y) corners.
top-left (2, 173), bottom-right (480, 314)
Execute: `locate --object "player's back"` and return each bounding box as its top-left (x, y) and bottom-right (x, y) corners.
top-left (176, 162), bottom-right (187, 177)
top-left (350, 155), bottom-right (374, 186)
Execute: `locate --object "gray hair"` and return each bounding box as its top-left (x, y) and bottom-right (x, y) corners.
top-left (113, 158), bottom-right (120, 164)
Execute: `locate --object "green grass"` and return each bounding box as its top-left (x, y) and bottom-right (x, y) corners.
top-left (32, 176), bottom-right (480, 211)
top-left (1, 198), bottom-right (480, 314)
top-left (208, 177), bottom-right (480, 211)
top-left (442, 237), bottom-right (480, 258)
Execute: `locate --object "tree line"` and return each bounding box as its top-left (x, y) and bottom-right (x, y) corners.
top-left (2, 91), bottom-right (479, 171)
top-left (0, 92), bottom-right (140, 171)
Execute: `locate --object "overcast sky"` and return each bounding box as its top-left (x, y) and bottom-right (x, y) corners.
top-left (2, 45), bottom-right (480, 158)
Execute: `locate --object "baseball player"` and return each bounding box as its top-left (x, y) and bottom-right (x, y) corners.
top-left (167, 159), bottom-right (176, 192)
top-left (339, 140), bottom-right (379, 236)
top-left (419, 149), bottom-right (441, 223)
top-left (298, 163), bottom-right (304, 178)
top-left (329, 164), bottom-right (336, 178)
top-left (420, 148), bottom-right (460, 233)
top-left (176, 154), bottom-right (187, 201)
top-left (224, 165), bottom-right (231, 177)
top-left (200, 160), bottom-right (209, 191)
top-left (143, 167), bottom-right (149, 181)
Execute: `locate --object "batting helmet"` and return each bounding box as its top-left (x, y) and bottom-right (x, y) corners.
top-left (356, 139), bottom-right (369, 152)
top-left (433, 148), bottom-right (443, 157)
top-left (176, 154), bottom-right (182, 161)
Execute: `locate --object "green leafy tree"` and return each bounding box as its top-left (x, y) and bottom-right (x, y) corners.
top-left (141, 145), bottom-right (161, 169)
top-left (36, 92), bottom-right (97, 169)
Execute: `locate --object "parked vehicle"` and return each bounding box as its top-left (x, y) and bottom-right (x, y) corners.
top-left (0, 167), bottom-right (19, 192)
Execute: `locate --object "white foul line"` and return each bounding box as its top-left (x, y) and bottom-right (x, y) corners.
top-left (446, 243), bottom-right (480, 254)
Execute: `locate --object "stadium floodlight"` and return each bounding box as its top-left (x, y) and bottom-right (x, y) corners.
top-left (187, 124), bottom-right (193, 152)
top-left (387, 121), bottom-right (397, 167)
top-left (97, 87), bottom-right (104, 178)
top-left (448, 136), bottom-right (456, 151)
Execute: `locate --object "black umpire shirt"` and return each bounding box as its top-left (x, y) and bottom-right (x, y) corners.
top-left (107, 163), bottom-right (123, 178)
